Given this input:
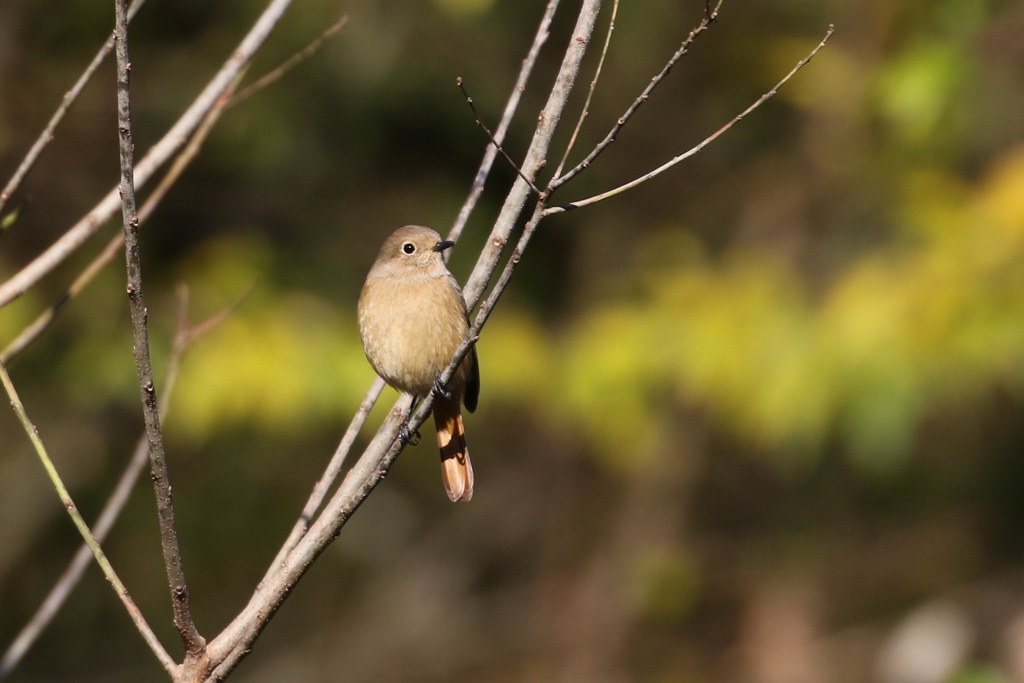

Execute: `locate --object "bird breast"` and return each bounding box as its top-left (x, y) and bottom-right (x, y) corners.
top-left (358, 272), bottom-right (469, 396)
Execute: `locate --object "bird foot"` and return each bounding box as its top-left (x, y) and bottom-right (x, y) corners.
top-left (432, 376), bottom-right (452, 401)
top-left (398, 422), bottom-right (422, 446)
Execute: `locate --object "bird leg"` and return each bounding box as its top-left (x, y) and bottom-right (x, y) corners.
top-left (398, 397), bottom-right (422, 445)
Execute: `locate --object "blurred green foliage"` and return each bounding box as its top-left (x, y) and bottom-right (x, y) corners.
top-left (1, 0), bottom-right (1023, 681)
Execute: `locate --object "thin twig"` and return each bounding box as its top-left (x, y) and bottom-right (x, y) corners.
top-left (176, 282), bottom-right (257, 349)
top-left (551, 0), bottom-right (619, 180)
top-left (448, 0), bottom-right (559, 246)
top-left (0, 0), bottom-right (149, 219)
top-left (0, 436), bottom-right (152, 682)
top-left (114, 0), bottom-right (205, 659)
top-left (0, 286), bottom-right (242, 679)
top-left (462, 0), bottom-right (603, 310)
top-left (0, 75), bottom-right (238, 364)
top-left (457, 77), bottom-right (542, 197)
top-left (549, 0), bottom-right (724, 192)
top-left (0, 234), bottom-right (120, 363)
top-left (215, 11), bottom-right (830, 678)
top-left (0, 0), bottom-right (297, 311)
top-left (352, 0), bottom-right (610, 493)
top-left (230, 14), bottom-right (349, 107)
top-left (265, 377), bottom-right (386, 570)
top-left (205, 8), bottom-right (831, 681)
top-left (545, 24), bottom-right (834, 215)
top-left (0, 361), bottom-right (175, 675)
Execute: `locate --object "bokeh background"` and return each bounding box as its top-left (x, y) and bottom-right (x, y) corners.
top-left (2, 0), bottom-right (1024, 681)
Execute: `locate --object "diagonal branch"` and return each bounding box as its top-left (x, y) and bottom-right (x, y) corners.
top-left (201, 7), bottom-right (829, 681)
top-left (0, 5), bottom-right (347, 363)
top-left (544, 23), bottom-right (835, 214)
top-left (264, 0), bottom-right (562, 571)
top-left (458, 77), bottom-right (542, 197)
top-left (0, 361), bottom-right (175, 676)
top-left (549, 0), bottom-right (723, 192)
top-left (200, 2), bottom-right (606, 679)
top-left (230, 14), bottom-right (349, 107)
top-left (0, 0), bottom-right (150, 219)
top-left (447, 0), bottom-right (559, 246)
top-left (265, 376), bottom-right (385, 569)
top-left (462, 0), bottom-right (604, 310)
top-left (1, 72), bottom-right (241, 364)
top-left (0, 287), bottom-right (242, 680)
top-left (0, 0), bottom-right (298, 311)
top-left (113, 0), bottom-right (204, 658)
top-left (1, 10), bottom-right (348, 363)
top-left (551, 0), bottom-right (619, 180)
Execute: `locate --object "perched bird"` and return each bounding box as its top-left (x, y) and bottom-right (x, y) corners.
top-left (358, 225), bottom-right (480, 501)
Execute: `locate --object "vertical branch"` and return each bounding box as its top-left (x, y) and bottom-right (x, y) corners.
top-left (113, 0), bottom-right (205, 658)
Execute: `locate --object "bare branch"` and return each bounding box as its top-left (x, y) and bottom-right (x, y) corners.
top-left (549, 0), bottom-right (724, 192)
top-left (0, 286), bottom-right (239, 679)
top-left (552, 0), bottom-right (619, 180)
top-left (0, 74), bottom-right (237, 364)
top-left (267, 377), bottom-right (386, 569)
top-left (0, 361), bottom-right (175, 675)
top-left (462, 0), bottom-right (604, 310)
top-left (200, 3), bottom-right (606, 678)
top-left (1, 1), bottom-right (830, 678)
top-left (457, 77), bottom-right (542, 197)
top-left (0, 0), bottom-right (149, 219)
top-left (0, 433), bottom-right (152, 681)
top-left (545, 24), bottom-right (835, 214)
top-left (0, 233), bottom-right (121, 363)
top-left (264, 0), bottom-right (563, 573)
top-left (448, 0), bottom-right (559, 246)
top-left (114, 0), bottom-right (204, 658)
top-left (230, 14), bottom-right (349, 107)
top-left (0, 0), bottom-right (298, 311)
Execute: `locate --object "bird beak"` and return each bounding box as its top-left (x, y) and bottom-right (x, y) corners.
top-left (433, 240), bottom-right (456, 253)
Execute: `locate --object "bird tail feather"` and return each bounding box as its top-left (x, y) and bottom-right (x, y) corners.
top-left (435, 396), bottom-right (473, 502)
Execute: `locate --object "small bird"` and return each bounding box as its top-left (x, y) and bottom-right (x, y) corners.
top-left (358, 225), bottom-right (480, 502)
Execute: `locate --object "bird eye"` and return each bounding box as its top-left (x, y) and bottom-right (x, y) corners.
top-left (402, 242), bottom-right (416, 254)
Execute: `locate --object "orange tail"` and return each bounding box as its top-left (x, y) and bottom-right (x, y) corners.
top-left (434, 395), bottom-right (473, 502)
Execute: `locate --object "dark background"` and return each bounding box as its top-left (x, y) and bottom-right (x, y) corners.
top-left (1, 0), bottom-right (1023, 681)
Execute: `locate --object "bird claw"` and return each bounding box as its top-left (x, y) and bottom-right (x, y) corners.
top-left (432, 376), bottom-right (452, 401)
top-left (399, 422), bottom-right (421, 446)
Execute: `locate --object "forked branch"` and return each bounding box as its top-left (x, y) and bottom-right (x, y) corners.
top-left (2, 1), bottom-right (834, 679)
top-left (203, 6), bottom-right (834, 682)
top-left (0, 0), bottom-right (298, 310)
top-left (0, 361), bottom-right (175, 675)
top-left (0, 0), bottom-right (150, 219)
top-left (549, 0), bottom-right (724, 191)
top-left (546, 23), bottom-right (835, 214)
top-left (200, 2), bottom-right (605, 679)
top-left (0, 286), bottom-right (249, 679)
